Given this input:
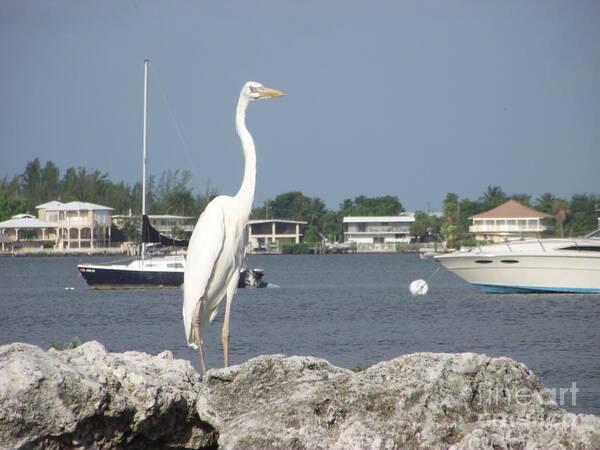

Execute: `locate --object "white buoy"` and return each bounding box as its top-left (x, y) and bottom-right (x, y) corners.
top-left (409, 279), bottom-right (428, 295)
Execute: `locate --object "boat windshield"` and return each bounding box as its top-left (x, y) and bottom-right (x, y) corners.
top-left (584, 228), bottom-right (600, 239)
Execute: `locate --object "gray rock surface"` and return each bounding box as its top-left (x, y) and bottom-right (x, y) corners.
top-left (0, 341), bottom-right (214, 449)
top-left (1, 342), bottom-right (599, 449)
top-left (198, 353), bottom-right (600, 449)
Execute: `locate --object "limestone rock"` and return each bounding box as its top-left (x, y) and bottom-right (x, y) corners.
top-left (2, 342), bottom-right (599, 449)
top-left (198, 353), bottom-right (600, 449)
top-left (0, 341), bottom-right (215, 449)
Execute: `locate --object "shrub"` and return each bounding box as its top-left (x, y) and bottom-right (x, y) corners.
top-left (49, 337), bottom-right (81, 350)
top-left (351, 361), bottom-right (371, 372)
top-left (281, 243), bottom-right (311, 254)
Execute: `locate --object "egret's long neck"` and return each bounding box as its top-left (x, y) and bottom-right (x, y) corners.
top-left (235, 95), bottom-right (256, 218)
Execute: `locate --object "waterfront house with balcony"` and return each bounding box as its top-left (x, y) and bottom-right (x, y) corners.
top-left (247, 219), bottom-right (307, 253)
top-left (37, 201), bottom-right (114, 249)
top-left (343, 215), bottom-right (415, 252)
top-left (0, 214), bottom-right (59, 252)
top-left (469, 200), bottom-right (554, 242)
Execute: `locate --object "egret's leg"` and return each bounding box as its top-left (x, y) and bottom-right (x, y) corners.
top-left (198, 342), bottom-right (207, 373)
top-left (221, 294), bottom-right (234, 368)
top-left (191, 311), bottom-right (207, 373)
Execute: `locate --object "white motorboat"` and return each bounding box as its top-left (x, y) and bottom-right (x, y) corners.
top-left (433, 229), bottom-right (600, 293)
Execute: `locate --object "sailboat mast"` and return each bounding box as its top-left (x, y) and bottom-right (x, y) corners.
top-left (141, 59), bottom-right (149, 260)
top-left (142, 59), bottom-right (149, 217)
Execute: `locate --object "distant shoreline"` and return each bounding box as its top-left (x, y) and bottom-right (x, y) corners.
top-left (0, 248), bottom-right (127, 257)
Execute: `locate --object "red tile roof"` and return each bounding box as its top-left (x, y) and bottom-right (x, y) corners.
top-left (470, 200), bottom-right (553, 219)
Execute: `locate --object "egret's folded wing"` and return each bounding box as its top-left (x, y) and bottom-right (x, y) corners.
top-left (182, 201), bottom-right (225, 346)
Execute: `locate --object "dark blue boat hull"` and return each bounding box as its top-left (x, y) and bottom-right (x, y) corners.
top-left (79, 266), bottom-right (183, 289)
top-left (78, 265), bottom-right (259, 289)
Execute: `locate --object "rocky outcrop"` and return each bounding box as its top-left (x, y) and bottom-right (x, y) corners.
top-left (199, 353), bottom-right (600, 449)
top-left (0, 341), bottom-right (215, 449)
top-left (1, 342), bottom-right (599, 449)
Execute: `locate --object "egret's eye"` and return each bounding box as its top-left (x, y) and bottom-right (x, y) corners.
top-left (249, 86), bottom-right (258, 93)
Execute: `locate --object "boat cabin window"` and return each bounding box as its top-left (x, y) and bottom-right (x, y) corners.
top-left (557, 246), bottom-right (600, 252)
top-left (167, 263), bottom-right (184, 268)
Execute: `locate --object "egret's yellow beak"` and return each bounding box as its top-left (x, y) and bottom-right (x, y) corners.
top-left (258, 87), bottom-right (286, 98)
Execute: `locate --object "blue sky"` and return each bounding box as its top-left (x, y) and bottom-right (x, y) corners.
top-left (1, 1), bottom-right (599, 212)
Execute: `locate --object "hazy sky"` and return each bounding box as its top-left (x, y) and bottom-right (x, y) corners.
top-left (1, 1), bottom-right (599, 212)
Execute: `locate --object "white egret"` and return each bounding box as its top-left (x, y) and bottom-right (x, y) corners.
top-left (182, 82), bottom-right (285, 371)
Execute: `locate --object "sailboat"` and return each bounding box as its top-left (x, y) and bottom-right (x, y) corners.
top-left (78, 60), bottom-right (270, 289)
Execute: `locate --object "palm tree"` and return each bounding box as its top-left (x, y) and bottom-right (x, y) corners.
top-left (534, 193), bottom-right (556, 215)
top-left (442, 193), bottom-right (459, 225)
top-left (480, 185), bottom-right (507, 211)
top-left (19, 228), bottom-right (39, 241)
top-left (552, 199), bottom-right (570, 237)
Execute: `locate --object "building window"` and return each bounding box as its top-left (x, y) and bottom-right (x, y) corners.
top-left (251, 223), bottom-right (272, 234)
top-left (275, 222), bottom-right (296, 234)
top-left (373, 237), bottom-right (384, 244)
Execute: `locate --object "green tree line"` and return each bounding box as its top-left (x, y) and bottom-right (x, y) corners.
top-left (1, 160), bottom-right (598, 244)
top-left (0, 158), bottom-right (217, 221)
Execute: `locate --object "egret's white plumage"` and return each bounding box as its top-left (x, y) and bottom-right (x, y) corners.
top-left (182, 81), bottom-right (285, 371)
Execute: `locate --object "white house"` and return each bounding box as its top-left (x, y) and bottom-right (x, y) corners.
top-left (247, 219), bottom-right (307, 253)
top-left (37, 201), bottom-right (114, 249)
top-left (0, 214), bottom-right (59, 252)
top-left (343, 215), bottom-right (415, 252)
top-left (469, 200), bottom-right (554, 242)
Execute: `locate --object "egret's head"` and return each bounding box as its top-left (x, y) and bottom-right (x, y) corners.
top-left (243, 81), bottom-right (286, 101)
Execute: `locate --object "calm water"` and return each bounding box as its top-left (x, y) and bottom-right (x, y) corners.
top-left (0, 254), bottom-right (598, 415)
